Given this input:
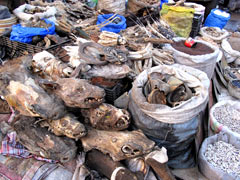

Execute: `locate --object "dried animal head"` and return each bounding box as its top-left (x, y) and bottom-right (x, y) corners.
top-left (42, 78), bottom-right (105, 109)
top-left (81, 103), bottom-right (130, 131)
top-left (41, 114), bottom-right (87, 140)
top-left (13, 115), bottom-right (77, 163)
top-left (81, 128), bottom-right (155, 161)
top-left (32, 51), bottom-right (73, 80)
top-left (0, 56), bottom-right (66, 120)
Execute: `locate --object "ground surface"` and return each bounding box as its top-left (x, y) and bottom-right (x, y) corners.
top-left (225, 12), bottom-right (240, 32)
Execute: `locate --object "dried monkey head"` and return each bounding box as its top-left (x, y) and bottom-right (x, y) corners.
top-left (41, 114), bottom-right (87, 140)
top-left (81, 103), bottom-right (130, 131)
top-left (81, 128), bottom-right (155, 161)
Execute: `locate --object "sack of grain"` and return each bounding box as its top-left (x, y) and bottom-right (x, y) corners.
top-left (210, 100), bottom-right (240, 139)
top-left (199, 132), bottom-right (240, 180)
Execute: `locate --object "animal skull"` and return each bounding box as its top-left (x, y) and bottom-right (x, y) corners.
top-left (81, 103), bottom-right (130, 131)
top-left (81, 128), bottom-right (155, 161)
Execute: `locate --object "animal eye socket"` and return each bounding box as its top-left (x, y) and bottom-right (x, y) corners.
top-left (61, 122), bottom-right (67, 127)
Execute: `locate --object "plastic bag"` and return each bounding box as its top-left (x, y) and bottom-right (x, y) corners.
top-left (199, 132), bottom-right (240, 180)
top-left (160, 4), bottom-right (195, 37)
top-left (97, 14), bottom-right (126, 33)
top-left (10, 19), bottom-right (55, 43)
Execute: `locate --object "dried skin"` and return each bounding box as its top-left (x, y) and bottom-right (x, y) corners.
top-left (41, 114), bottom-right (87, 140)
top-left (0, 56), bottom-right (66, 120)
top-left (53, 78), bottom-right (105, 109)
top-left (13, 116), bottom-right (77, 163)
top-left (81, 103), bottom-right (130, 131)
top-left (84, 64), bottom-right (131, 79)
top-left (81, 128), bottom-right (155, 161)
top-left (167, 84), bottom-right (193, 107)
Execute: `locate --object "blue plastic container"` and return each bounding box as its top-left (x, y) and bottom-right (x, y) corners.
top-left (97, 14), bottom-right (126, 33)
top-left (204, 9), bottom-right (230, 29)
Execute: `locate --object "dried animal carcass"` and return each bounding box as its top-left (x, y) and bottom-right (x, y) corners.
top-left (81, 128), bottom-right (155, 161)
top-left (13, 115), bottom-right (77, 163)
top-left (0, 56), bottom-right (66, 120)
top-left (79, 42), bottom-right (128, 65)
top-left (32, 51), bottom-right (73, 81)
top-left (84, 63), bottom-right (132, 79)
top-left (39, 78), bottom-right (105, 109)
top-left (81, 103), bottom-right (130, 131)
top-left (40, 114), bottom-right (87, 140)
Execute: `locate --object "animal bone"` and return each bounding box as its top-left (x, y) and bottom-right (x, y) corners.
top-left (81, 128), bottom-right (155, 161)
top-left (13, 115), bottom-right (77, 163)
top-left (81, 103), bottom-right (130, 131)
top-left (40, 114), bottom-right (87, 140)
top-left (0, 56), bottom-right (66, 120)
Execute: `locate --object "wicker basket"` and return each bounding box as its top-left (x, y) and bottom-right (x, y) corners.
top-left (0, 36), bottom-right (71, 59)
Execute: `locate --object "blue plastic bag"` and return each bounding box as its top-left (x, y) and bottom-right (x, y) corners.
top-left (10, 19), bottom-right (55, 43)
top-left (204, 9), bottom-right (230, 29)
top-left (160, 0), bottom-right (168, 9)
top-left (97, 14), bottom-right (126, 33)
